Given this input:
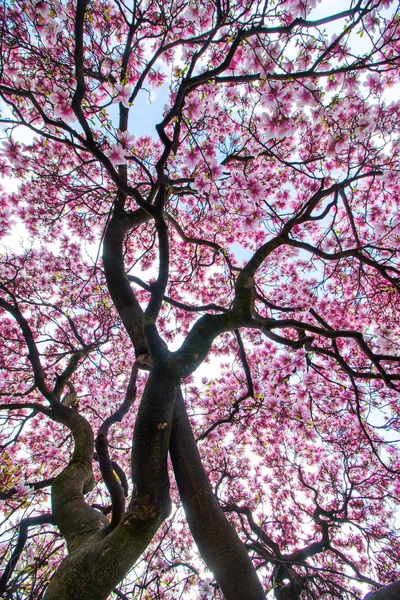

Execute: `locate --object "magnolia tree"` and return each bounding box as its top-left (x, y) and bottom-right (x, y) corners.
top-left (0, 0), bottom-right (400, 598)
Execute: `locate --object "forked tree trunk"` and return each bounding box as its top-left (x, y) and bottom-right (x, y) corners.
top-left (44, 373), bottom-right (267, 600)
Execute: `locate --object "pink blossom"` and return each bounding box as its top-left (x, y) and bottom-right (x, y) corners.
top-left (282, 58), bottom-right (294, 73)
top-left (113, 84), bottom-right (133, 108)
top-left (363, 72), bottom-right (385, 94)
top-left (148, 70), bottom-right (166, 88)
top-left (247, 179), bottom-right (265, 201)
top-left (182, 146), bottom-right (200, 168)
top-left (101, 58), bottom-right (119, 77)
top-left (209, 161), bottom-right (223, 179)
top-left (195, 172), bottom-right (209, 192)
top-left (185, 95), bottom-right (202, 120)
top-left (105, 144), bottom-right (127, 167)
top-left (33, 0), bottom-right (50, 18)
top-left (230, 172), bottom-right (247, 190)
top-left (294, 86), bottom-right (318, 106)
top-left (364, 10), bottom-right (378, 31)
top-left (0, 158), bottom-right (11, 177)
top-left (16, 477), bottom-right (33, 498)
top-left (185, 3), bottom-right (208, 25)
top-left (48, 87), bottom-right (75, 122)
top-left (243, 214), bottom-right (258, 231)
top-left (261, 112), bottom-right (278, 139)
top-left (38, 19), bottom-right (62, 45)
top-left (1, 139), bottom-right (22, 161)
top-left (117, 130), bottom-right (136, 149)
top-left (326, 134), bottom-right (348, 157)
top-left (202, 145), bottom-right (216, 162)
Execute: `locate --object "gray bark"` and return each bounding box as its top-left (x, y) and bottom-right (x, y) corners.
top-left (364, 581), bottom-right (400, 600)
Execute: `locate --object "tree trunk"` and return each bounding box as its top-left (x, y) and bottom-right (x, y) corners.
top-left (44, 368), bottom-right (177, 600)
top-left (43, 515), bottom-right (163, 600)
top-left (364, 581), bottom-right (400, 600)
top-left (170, 390), bottom-right (266, 600)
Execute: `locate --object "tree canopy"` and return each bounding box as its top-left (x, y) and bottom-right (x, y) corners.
top-left (0, 0), bottom-right (400, 598)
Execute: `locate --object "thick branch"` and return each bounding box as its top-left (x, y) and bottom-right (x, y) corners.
top-left (50, 404), bottom-right (108, 551)
top-left (71, 0), bottom-right (93, 141)
top-left (44, 369), bottom-right (175, 600)
top-left (143, 212), bottom-right (170, 361)
top-left (170, 390), bottom-right (266, 599)
top-left (129, 366), bottom-right (178, 519)
top-left (103, 208), bottom-right (149, 357)
top-left (53, 347), bottom-right (94, 399)
top-left (364, 581), bottom-right (400, 600)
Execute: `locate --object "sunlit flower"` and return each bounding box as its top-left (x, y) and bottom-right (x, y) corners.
top-left (113, 84), bottom-right (133, 108)
top-left (105, 144), bottom-right (127, 167)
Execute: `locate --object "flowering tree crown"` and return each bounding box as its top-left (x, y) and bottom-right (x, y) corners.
top-left (0, 1), bottom-right (400, 599)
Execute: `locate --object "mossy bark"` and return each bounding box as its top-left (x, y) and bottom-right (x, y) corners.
top-left (44, 369), bottom-right (176, 600)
